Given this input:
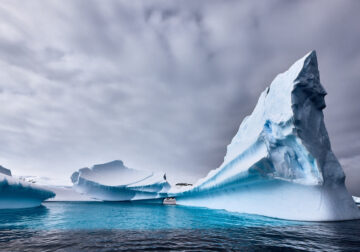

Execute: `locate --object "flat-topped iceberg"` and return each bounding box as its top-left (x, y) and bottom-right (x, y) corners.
top-left (71, 160), bottom-right (170, 201)
top-left (170, 51), bottom-right (360, 221)
top-left (0, 168), bottom-right (55, 209)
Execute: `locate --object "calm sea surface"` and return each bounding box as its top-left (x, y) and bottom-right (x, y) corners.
top-left (0, 202), bottom-right (359, 251)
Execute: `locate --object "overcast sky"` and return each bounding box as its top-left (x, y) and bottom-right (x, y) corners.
top-left (0, 0), bottom-right (359, 194)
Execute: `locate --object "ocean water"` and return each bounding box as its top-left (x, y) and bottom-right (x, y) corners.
top-left (0, 202), bottom-right (359, 251)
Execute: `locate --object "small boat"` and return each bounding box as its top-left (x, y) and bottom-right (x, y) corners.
top-left (163, 197), bottom-right (176, 205)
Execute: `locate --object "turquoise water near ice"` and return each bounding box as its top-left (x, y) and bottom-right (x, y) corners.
top-left (0, 202), bottom-right (295, 230)
top-left (0, 202), bottom-right (360, 251)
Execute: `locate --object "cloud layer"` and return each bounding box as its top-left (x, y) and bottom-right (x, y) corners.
top-left (0, 0), bottom-right (359, 192)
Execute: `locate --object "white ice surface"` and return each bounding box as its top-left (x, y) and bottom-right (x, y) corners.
top-left (353, 196), bottom-right (360, 204)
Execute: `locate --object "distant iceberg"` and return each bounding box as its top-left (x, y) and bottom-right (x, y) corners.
top-left (71, 160), bottom-right (170, 201)
top-left (170, 51), bottom-right (360, 221)
top-left (19, 175), bottom-right (96, 202)
top-left (0, 167), bottom-right (55, 209)
top-left (353, 196), bottom-right (360, 205)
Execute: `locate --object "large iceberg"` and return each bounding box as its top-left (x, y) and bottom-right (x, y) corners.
top-left (0, 167), bottom-right (55, 209)
top-left (71, 160), bottom-right (170, 201)
top-left (170, 51), bottom-right (360, 221)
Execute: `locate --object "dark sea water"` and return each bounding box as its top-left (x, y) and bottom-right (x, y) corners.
top-left (0, 202), bottom-right (359, 251)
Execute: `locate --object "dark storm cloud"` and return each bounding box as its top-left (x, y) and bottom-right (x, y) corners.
top-left (0, 0), bottom-right (359, 192)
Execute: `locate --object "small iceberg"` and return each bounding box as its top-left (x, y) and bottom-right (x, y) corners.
top-left (353, 196), bottom-right (360, 205)
top-left (71, 160), bottom-right (170, 201)
top-left (0, 166), bottom-right (55, 209)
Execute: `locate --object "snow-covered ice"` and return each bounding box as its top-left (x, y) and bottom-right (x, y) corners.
top-left (0, 170), bottom-right (55, 209)
top-left (71, 160), bottom-right (170, 201)
top-left (170, 51), bottom-right (360, 221)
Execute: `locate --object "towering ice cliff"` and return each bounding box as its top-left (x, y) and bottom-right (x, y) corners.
top-left (71, 160), bottom-right (170, 201)
top-left (0, 167), bottom-right (55, 209)
top-left (171, 51), bottom-right (360, 221)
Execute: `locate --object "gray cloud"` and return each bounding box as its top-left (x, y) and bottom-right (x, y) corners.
top-left (0, 0), bottom-right (359, 191)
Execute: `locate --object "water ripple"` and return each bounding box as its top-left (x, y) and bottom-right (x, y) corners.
top-left (0, 202), bottom-right (359, 251)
